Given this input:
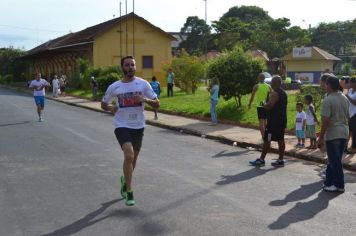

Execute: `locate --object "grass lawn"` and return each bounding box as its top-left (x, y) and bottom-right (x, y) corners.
top-left (158, 87), bottom-right (319, 131)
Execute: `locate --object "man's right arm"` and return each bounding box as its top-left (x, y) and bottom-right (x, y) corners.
top-left (264, 91), bottom-right (279, 111)
top-left (101, 101), bottom-right (118, 114)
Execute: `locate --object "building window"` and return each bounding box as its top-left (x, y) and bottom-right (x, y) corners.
top-left (142, 56), bottom-right (153, 69)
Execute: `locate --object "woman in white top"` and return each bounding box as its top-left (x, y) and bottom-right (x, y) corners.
top-left (52, 75), bottom-right (60, 97)
top-left (346, 77), bottom-right (356, 153)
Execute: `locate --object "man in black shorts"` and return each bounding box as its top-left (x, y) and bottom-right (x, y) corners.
top-left (101, 56), bottom-right (159, 206)
top-left (249, 75), bottom-right (287, 167)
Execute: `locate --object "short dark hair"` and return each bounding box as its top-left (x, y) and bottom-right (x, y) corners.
top-left (304, 95), bottom-right (313, 103)
top-left (296, 102), bottom-right (304, 108)
top-left (320, 73), bottom-right (331, 83)
top-left (326, 75), bottom-right (340, 91)
top-left (152, 76), bottom-right (157, 81)
top-left (121, 55), bottom-right (135, 67)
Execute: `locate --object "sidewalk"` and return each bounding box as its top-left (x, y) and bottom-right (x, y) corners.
top-left (3, 85), bottom-right (356, 171)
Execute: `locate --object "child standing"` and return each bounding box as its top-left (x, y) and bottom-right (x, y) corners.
top-left (295, 102), bottom-right (307, 148)
top-left (304, 95), bottom-right (319, 149)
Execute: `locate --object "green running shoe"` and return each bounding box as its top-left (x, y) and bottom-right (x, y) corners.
top-left (120, 176), bottom-right (127, 199)
top-left (125, 191), bottom-right (135, 206)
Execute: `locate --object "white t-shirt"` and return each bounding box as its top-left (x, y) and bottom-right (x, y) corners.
top-left (348, 88), bottom-right (356, 118)
top-left (52, 78), bottom-right (60, 88)
top-left (306, 104), bottom-right (316, 125)
top-left (102, 77), bottom-right (157, 129)
top-left (29, 79), bottom-right (50, 96)
top-left (295, 111), bottom-right (306, 131)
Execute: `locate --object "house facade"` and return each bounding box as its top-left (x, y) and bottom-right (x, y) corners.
top-left (23, 13), bottom-right (175, 85)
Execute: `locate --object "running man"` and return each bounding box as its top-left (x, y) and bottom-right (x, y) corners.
top-left (29, 72), bottom-right (51, 122)
top-left (248, 73), bottom-right (272, 141)
top-left (101, 56), bottom-right (160, 206)
top-left (249, 76), bottom-right (287, 167)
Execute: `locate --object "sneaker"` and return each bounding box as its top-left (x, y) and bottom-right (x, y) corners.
top-left (39, 116), bottom-right (43, 122)
top-left (125, 191), bottom-right (135, 206)
top-left (249, 158), bottom-right (265, 166)
top-left (120, 176), bottom-right (127, 199)
top-left (323, 185), bottom-right (345, 193)
top-left (271, 160), bottom-right (285, 167)
top-left (294, 143), bottom-right (302, 148)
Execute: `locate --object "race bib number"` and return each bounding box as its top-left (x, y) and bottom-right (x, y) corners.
top-left (126, 112), bottom-right (138, 121)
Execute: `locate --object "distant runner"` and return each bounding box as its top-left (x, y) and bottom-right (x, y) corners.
top-left (29, 72), bottom-right (51, 122)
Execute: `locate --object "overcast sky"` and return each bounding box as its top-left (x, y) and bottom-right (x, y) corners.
top-left (1, 0), bottom-right (355, 50)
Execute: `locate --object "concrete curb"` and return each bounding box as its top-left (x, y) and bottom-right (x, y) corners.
top-left (2, 85), bottom-right (355, 172)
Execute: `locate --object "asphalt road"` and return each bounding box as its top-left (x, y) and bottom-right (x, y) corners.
top-left (1, 87), bottom-right (356, 236)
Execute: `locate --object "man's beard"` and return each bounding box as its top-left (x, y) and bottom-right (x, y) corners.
top-left (123, 69), bottom-right (135, 78)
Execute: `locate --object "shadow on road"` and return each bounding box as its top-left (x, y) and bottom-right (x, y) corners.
top-left (269, 187), bottom-right (342, 230)
top-left (269, 180), bottom-right (324, 206)
top-left (212, 149), bottom-right (251, 158)
top-left (40, 198), bottom-right (122, 236)
top-left (0, 121), bottom-right (31, 127)
top-left (216, 167), bottom-right (279, 185)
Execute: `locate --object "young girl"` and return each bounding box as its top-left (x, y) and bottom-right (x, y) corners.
top-left (304, 95), bottom-right (319, 149)
top-left (295, 102), bottom-right (306, 148)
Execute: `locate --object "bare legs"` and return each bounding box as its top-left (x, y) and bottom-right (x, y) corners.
top-left (122, 143), bottom-right (140, 191)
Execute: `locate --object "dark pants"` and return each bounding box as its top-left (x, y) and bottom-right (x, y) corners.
top-left (350, 114), bottom-right (356, 148)
top-left (325, 138), bottom-right (347, 189)
top-left (167, 83), bottom-right (173, 97)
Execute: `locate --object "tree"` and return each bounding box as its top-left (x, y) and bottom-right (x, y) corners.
top-left (311, 20), bottom-right (356, 56)
top-left (164, 50), bottom-right (205, 94)
top-left (180, 16), bottom-right (211, 55)
top-left (0, 47), bottom-right (27, 81)
top-left (207, 47), bottom-right (265, 107)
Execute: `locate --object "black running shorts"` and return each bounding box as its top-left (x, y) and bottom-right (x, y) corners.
top-left (114, 128), bottom-right (144, 151)
top-left (257, 106), bottom-right (266, 120)
top-left (264, 125), bottom-right (285, 142)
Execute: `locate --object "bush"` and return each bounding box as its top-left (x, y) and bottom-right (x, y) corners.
top-left (0, 74), bottom-right (14, 84)
top-left (296, 84), bottom-right (323, 111)
top-left (207, 47), bottom-right (265, 107)
top-left (164, 50), bottom-right (206, 94)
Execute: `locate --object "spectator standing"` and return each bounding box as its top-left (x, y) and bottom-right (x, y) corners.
top-left (59, 73), bottom-right (68, 96)
top-left (150, 76), bottom-right (161, 120)
top-left (295, 102), bottom-right (307, 148)
top-left (304, 95), bottom-right (319, 149)
top-left (90, 76), bottom-right (98, 100)
top-left (207, 78), bottom-right (220, 126)
top-left (167, 68), bottom-right (174, 97)
top-left (248, 73), bottom-right (272, 142)
top-left (346, 77), bottom-right (356, 154)
top-left (249, 76), bottom-right (287, 167)
top-left (52, 75), bottom-right (60, 98)
top-left (318, 75), bottom-right (349, 192)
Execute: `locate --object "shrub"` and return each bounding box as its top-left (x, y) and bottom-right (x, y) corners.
top-left (1, 74), bottom-right (14, 84)
top-left (296, 84), bottom-right (323, 111)
top-left (207, 47), bottom-right (265, 107)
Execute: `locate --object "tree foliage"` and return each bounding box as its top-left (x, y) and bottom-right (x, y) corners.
top-left (164, 50), bottom-right (206, 94)
top-left (207, 47), bottom-right (265, 107)
top-left (180, 16), bottom-right (211, 55)
top-left (0, 47), bottom-right (27, 81)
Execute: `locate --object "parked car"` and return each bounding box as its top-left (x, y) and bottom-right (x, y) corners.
top-left (262, 72), bottom-right (272, 84)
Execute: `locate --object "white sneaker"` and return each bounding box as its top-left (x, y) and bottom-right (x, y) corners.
top-left (39, 117), bottom-right (43, 122)
top-left (323, 185), bottom-right (344, 192)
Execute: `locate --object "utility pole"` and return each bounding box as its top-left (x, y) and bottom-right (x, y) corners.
top-left (133, 0), bottom-right (135, 57)
top-left (203, 0), bottom-right (207, 24)
top-left (119, 1), bottom-right (122, 59)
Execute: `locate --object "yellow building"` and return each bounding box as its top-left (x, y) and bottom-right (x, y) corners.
top-left (282, 46), bottom-right (341, 83)
top-left (23, 13), bottom-right (175, 84)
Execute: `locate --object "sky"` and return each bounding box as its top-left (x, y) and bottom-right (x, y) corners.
top-left (1, 0), bottom-right (355, 50)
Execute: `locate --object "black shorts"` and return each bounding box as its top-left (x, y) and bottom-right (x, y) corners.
top-left (264, 125), bottom-right (285, 142)
top-left (257, 106), bottom-right (266, 120)
top-left (114, 128), bottom-right (144, 151)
